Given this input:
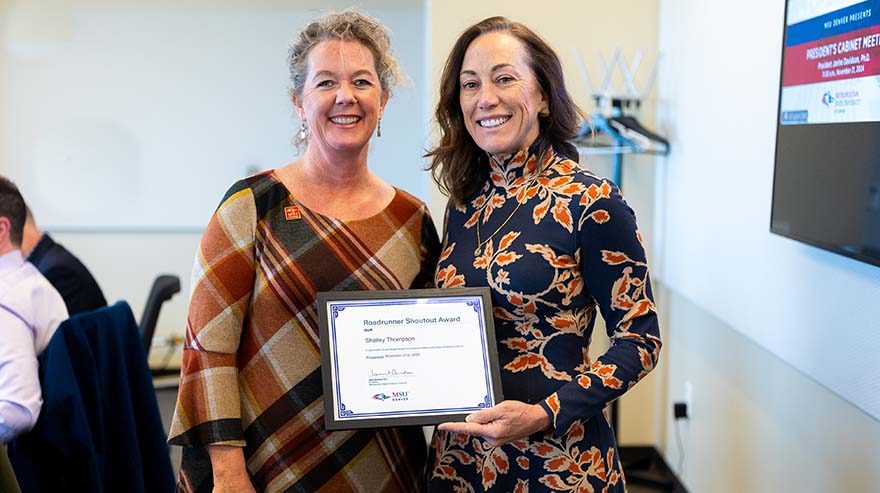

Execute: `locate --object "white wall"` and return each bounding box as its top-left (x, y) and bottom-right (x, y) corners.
top-left (656, 0), bottom-right (880, 421)
top-left (656, 0), bottom-right (880, 490)
top-left (656, 284), bottom-right (880, 492)
top-left (1, 2), bottom-right (427, 231)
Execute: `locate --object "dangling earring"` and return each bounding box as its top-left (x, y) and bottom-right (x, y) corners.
top-left (377, 118), bottom-right (382, 138)
top-left (539, 108), bottom-right (550, 117)
top-left (299, 121), bottom-right (307, 141)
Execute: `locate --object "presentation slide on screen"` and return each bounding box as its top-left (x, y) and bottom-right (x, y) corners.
top-left (780, 0), bottom-right (880, 124)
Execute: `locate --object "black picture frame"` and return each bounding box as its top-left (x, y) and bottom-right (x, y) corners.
top-left (317, 287), bottom-right (503, 431)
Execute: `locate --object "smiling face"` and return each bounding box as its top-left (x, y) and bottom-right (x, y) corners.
top-left (294, 39), bottom-right (387, 157)
top-left (459, 31), bottom-right (548, 156)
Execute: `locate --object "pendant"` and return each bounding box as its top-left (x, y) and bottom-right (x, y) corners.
top-left (474, 247), bottom-right (481, 256)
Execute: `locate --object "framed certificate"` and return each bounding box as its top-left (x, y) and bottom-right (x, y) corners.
top-left (317, 287), bottom-right (503, 431)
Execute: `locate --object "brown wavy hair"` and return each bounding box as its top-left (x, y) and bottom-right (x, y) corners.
top-left (426, 16), bottom-right (585, 204)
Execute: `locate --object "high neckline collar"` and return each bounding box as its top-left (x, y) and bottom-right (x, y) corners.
top-left (487, 141), bottom-right (550, 180)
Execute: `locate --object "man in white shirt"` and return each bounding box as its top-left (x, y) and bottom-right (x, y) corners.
top-left (0, 176), bottom-right (68, 443)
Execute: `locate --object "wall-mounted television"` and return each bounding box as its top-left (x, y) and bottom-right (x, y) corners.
top-left (772, 0), bottom-right (880, 267)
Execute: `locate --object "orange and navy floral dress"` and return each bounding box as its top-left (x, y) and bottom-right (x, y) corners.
top-left (426, 146), bottom-right (661, 493)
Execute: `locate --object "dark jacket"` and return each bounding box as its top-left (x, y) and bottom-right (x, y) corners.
top-left (27, 233), bottom-right (107, 315)
top-left (8, 302), bottom-right (175, 493)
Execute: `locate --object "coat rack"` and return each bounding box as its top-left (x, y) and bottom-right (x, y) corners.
top-left (572, 48), bottom-right (669, 186)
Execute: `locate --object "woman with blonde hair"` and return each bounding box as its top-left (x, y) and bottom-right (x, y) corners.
top-left (168, 11), bottom-right (439, 493)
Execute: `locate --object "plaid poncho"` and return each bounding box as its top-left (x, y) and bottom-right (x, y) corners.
top-left (169, 171), bottom-right (440, 492)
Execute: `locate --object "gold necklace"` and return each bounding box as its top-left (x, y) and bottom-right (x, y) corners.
top-left (474, 167), bottom-right (544, 256)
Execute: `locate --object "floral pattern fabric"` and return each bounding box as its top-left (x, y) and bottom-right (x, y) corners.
top-left (426, 147), bottom-right (661, 493)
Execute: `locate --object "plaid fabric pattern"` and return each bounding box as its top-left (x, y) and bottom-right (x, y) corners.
top-left (169, 171), bottom-right (440, 492)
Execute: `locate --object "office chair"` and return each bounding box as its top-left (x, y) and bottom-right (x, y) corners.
top-left (139, 274), bottom-right (181, 356)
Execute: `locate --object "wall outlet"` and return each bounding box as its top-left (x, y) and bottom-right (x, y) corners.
top-left (673, 402), bottom-right (688, 419)
top-left (673, 381), bottom-right (694, 420)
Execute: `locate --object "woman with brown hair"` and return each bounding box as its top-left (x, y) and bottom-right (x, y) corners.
top-left (425, 16), bottom-right (661, 492)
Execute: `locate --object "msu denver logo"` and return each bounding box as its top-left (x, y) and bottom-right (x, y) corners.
top-left (821, 91), bottom-right (835, 107)
top-left (372, 391), bottom-right (409, 402)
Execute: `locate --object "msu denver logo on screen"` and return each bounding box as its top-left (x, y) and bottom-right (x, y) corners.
top-left (821, 92), bottom-right (835, 107)
top-left (372, 391), bottom-right (409, 402)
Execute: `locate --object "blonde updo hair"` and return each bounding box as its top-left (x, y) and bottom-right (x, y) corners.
top-left (288, 10), bottom-right (402, 100)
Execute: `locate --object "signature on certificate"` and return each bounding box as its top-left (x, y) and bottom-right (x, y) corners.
top-left (369, 369), bottom-right (415, 377)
